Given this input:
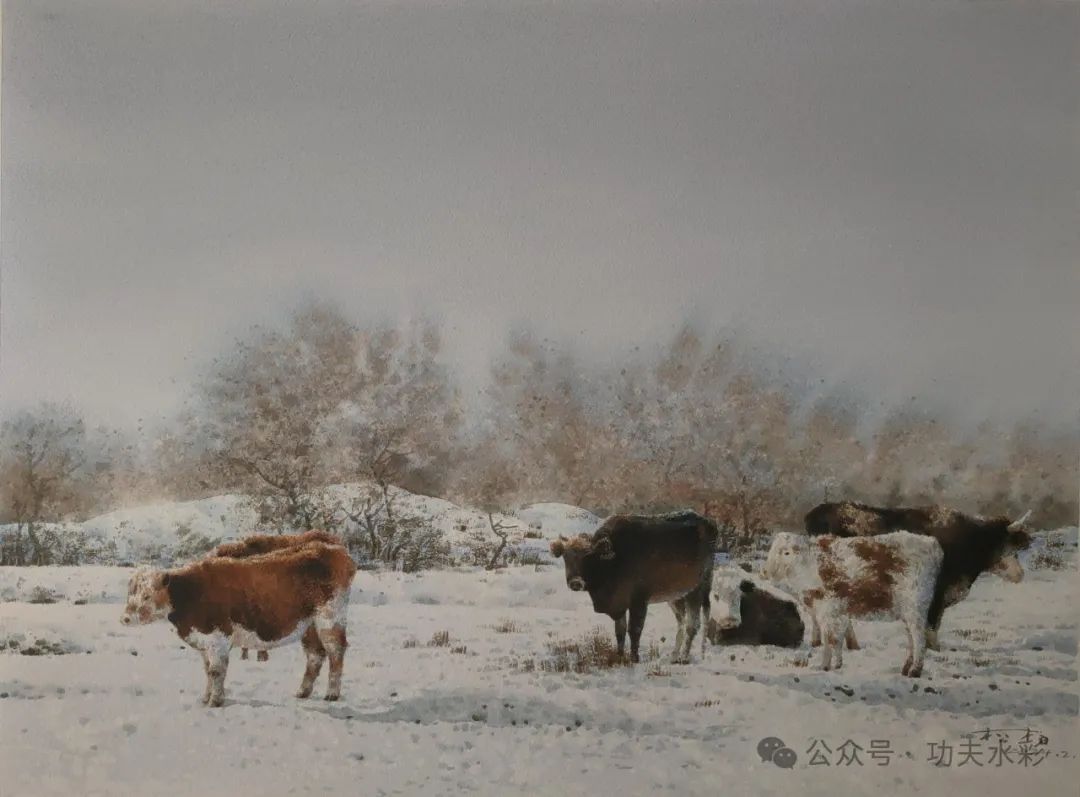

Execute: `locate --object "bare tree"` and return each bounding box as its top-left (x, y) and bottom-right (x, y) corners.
top-left (197, 301), bottom-right (360, 531)
top-left (458, 451), bottom-right (525, 569)
top-left (0, 404), bottom-right (87, 565)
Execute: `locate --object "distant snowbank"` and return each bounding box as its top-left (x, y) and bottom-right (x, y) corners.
top-left (0, 566), bottom-right (132, 605)
top-left (0, 483), bottom-right (604, 568)
top-left (0, 564), bottom-right (581, 612)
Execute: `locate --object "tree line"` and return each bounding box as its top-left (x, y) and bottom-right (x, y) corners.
top-left (2, 301), bottom-right (1075, 565)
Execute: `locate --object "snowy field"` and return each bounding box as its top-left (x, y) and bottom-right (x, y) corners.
top-left (1, 534), bottom-right (1077, 797)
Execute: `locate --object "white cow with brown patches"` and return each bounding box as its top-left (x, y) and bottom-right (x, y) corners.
top-left (762, 531), bottom-right (943, 677)
top-left (122, 541), bottom-right (357, 706)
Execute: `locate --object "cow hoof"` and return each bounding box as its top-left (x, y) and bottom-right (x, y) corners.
top-left (207, 697), bottom-right (225, 708)
top-left (846, 641), bottom-right (861, 651)
top-left (902, 659), bottom-right (912, 676)
top-left (240, 649), bottom-right (249, 660)
top-left (630, 654), bottom-right (640, 664)
top-left (296, 690), bottom-right (312, 699)
top-left (257, 651), bottom-right (269, 662)
top-left (324, 694), bottom-right (340, 702)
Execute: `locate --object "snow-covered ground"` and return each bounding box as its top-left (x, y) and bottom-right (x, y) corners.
top-left (1, 530), bottom-right (1077, 796)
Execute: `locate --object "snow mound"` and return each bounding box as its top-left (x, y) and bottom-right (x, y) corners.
top-left (513, 503), bottom-right (602, 537)
top-left (0, 484), bottom-right (602, 567)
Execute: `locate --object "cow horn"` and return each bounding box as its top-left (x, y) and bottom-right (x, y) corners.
top-left (1008, 510), bottom-right (1032, 531)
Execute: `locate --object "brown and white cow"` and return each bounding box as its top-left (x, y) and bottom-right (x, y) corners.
top-left (210, 529), bottom-right (343, 661)
top-left (762, 531), bottom-right (944, 677)
top-left (804, 502), bottom-right (1032, 649)
top-left (550, 511), bottom-right (717, 664)
top-left (122, 540), bottom-right (357, 706)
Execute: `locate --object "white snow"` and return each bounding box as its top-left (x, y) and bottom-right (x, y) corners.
top-left (0, 484), bottom-right (605, 567)
top-left (1, 527), bottom-right (1077, 795)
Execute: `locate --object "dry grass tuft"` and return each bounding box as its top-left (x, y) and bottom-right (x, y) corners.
top-left (428, 630), bottom-right (451, 648)
top-left (955, 628), bottom-right (996, 642)
top-left (492, 619), bottom-right (523, 634)
top-left (515, 627), bottom-right (660, 674)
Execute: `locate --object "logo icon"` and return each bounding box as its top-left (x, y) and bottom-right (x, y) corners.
top-left (758, 737), bottom-right (798, 768)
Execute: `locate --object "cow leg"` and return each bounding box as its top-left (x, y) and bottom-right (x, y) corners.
top-left (199, 650), bottom-right (213, 705)
top-left (810, 615), bottom-right (822, 647)
top-left (296, 625), bottom-right (326, 699)
top-left (844, 622), bottom-right (861, 650)
top-left (203, 635), bottom-right (231, 708)
top-left (670, 599), bottom-right (687, 662)
top-left (925, 586), bottom-right (946, 652)
top-left (316, 624), bottom-right (347, 701)
top-left (925, 628), bottom-right (939, 652)
top-left (257, 650), bottom-right (269, 662)
top-left (902, 615), bottom-right (927, 678)
top-left (628, 594), bottom-right (648, 664)
top-left (700, 574), bottom-right (712, 656)
top-left (820, 611), bottom-right (845, 671)
top-left (240, 648), bottom-right (249, 660)
top-left (312, 587), bottom-right (351, 700)
top-left (819, 628), bottom-right (833, 671)
top-left (680, 591), bottom-right (702, 664)
top-left (613, 613), bottom-right (628, 658)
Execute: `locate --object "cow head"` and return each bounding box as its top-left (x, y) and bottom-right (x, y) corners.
top-left (550, 533), bottom-right (614, 592)
top-left (761, 532), bottom-right (812, 590)
top-left (990, 511), bottom-right (1034, 583)
top-left (710, 568), bottom-right (756, 630)
top-left (121, 568), bottom-right (173, 625)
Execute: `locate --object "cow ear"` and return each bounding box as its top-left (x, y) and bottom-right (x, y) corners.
top-left (549, 539), bottom-right (565, 558)
top-left (593, 537), bottom-right (615, 560)
top-left (739, 580), bottom-right (755, 594)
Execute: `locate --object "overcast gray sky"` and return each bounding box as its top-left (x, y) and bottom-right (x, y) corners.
top-left (2, 0), bottom-right (1077, 431)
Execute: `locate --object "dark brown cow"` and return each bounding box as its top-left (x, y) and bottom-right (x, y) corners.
top-left (211, 530), bottom-right (343, 661)
top-left (804, 501), bottom-right (1032, 649)
top-left (122, 541), bottom-right (357, 706)
top-left (550, 511), bottom-right (718, 663)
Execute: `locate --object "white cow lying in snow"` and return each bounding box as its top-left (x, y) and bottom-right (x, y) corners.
top-left (761, 531), bottom-right (944, 677)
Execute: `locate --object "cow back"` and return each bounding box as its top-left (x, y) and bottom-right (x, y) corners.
top-left (166, 542), bottom-right (356, 642)
top-left (213, 530), bottom-right (342, 559)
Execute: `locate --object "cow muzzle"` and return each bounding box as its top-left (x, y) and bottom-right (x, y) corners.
top-left (993, 556), bottom-right (1024, 583)
top-left (568, 577), bottom-right (586, 592)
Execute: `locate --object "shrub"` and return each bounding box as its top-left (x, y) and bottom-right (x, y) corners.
top-left (28, 586), bottom-right (59, 605)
